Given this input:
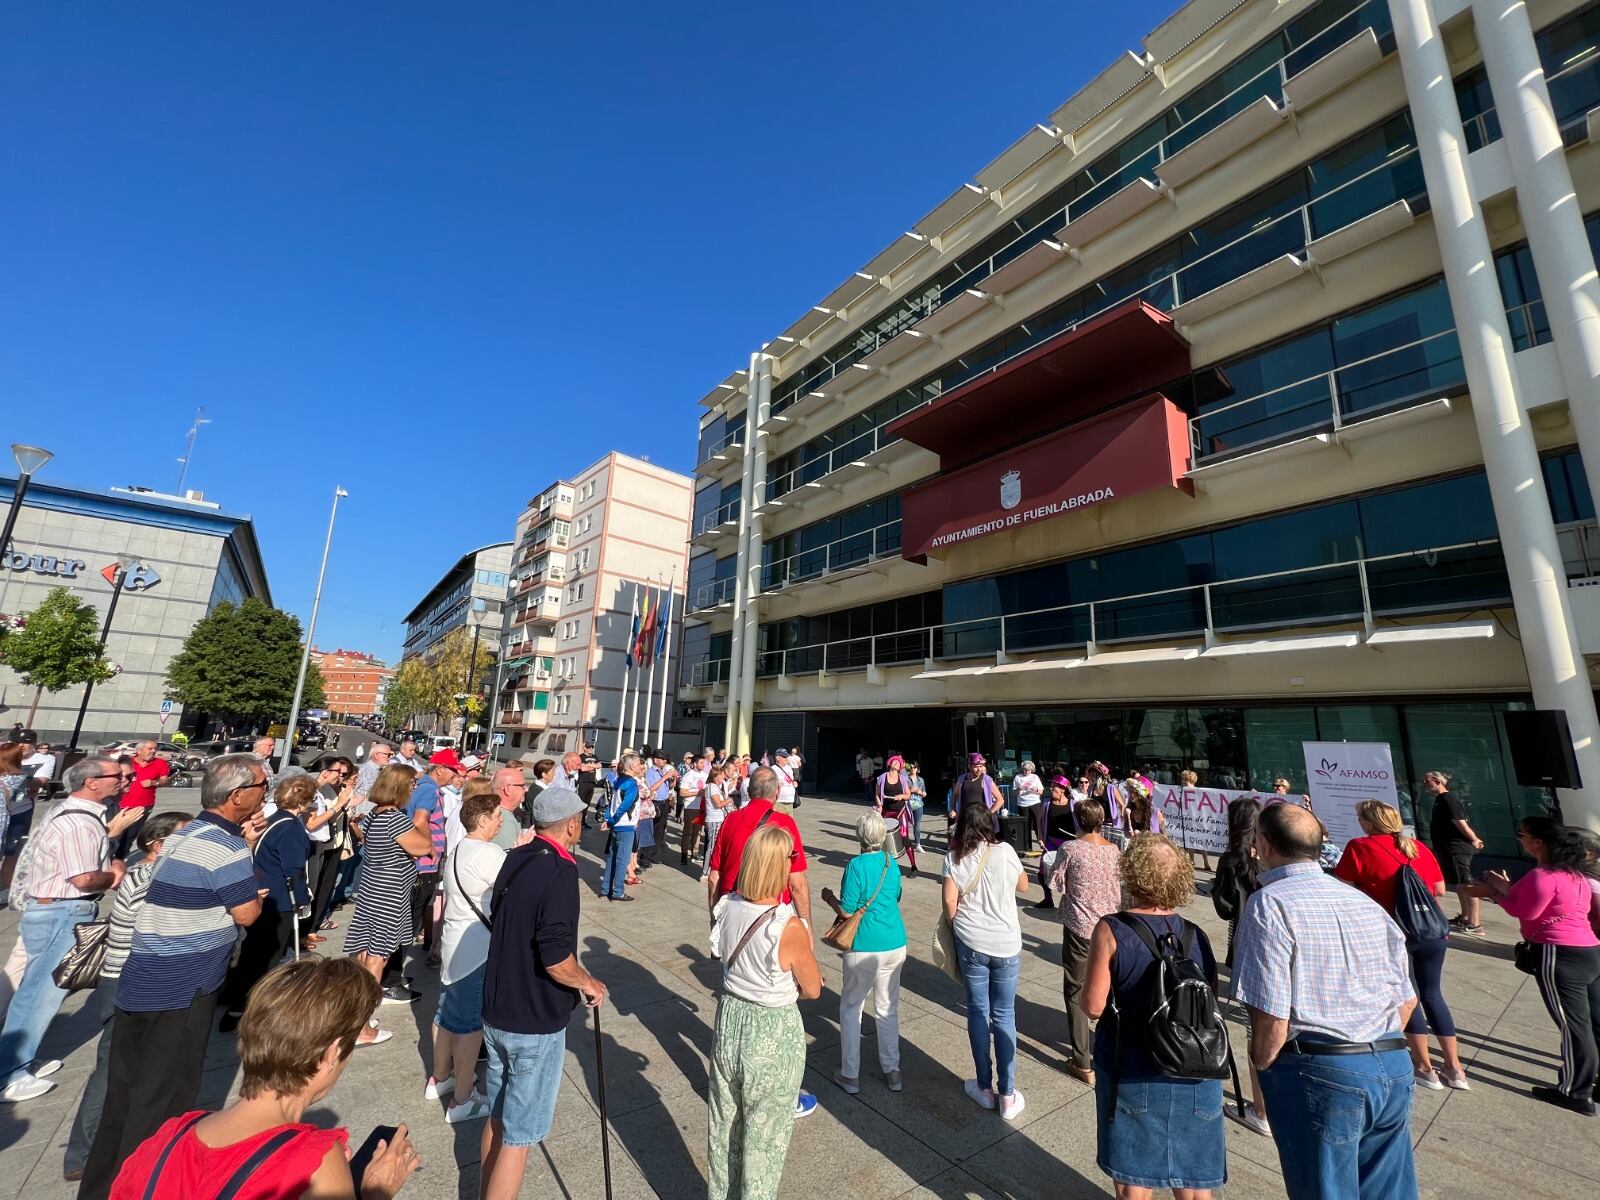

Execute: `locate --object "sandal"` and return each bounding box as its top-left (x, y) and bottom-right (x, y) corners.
top-left (319, 918), bottom-right (339, 931)
top-left (304, 933), bottom-right (327, 945)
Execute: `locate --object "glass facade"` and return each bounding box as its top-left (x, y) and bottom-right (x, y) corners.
top-left (1448, 2), bottom-right (1600, 150)
top-left (761, 494), bottom-right (902, 591)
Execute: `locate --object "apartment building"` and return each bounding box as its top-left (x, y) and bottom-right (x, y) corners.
top-left (311, 647), bottom-right (391, 719)
top-left (683, 0), bottom-right (1600, 858)
top-left (497, 452), bottom-right (692, 759)
top-left (400, 543), bottom-right (514, 664)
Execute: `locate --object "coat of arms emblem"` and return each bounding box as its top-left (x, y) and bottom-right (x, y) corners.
top-left (1000, 469), bottom-right (1022, 511)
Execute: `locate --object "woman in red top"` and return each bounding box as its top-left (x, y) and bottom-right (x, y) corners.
top-left (1334, 799), bottom-right (1467, 1090)
top-left (111, 958), bottom-right (420, 1200)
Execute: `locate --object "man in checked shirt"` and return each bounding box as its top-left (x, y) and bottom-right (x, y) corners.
top-left (1232, 801), bottom-right (1419, 1200)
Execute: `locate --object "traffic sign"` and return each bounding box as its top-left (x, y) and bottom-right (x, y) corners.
top-left (159, 714), bottom-right (170, 727)
top-left (492, 732), bottom-right (506, 746)
top-left (159, 699), bottom-right (173, 715)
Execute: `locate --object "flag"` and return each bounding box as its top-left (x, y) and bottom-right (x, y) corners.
top-left (634, 587), bottom-right (655, 666)
top-left (625, 585), bottom-right (642, 668)
top-left (654, 589), bottom-right (671, 658)
top-left (639, 587), bottom-right (660, 668)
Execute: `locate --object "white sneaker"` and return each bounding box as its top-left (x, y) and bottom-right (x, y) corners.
top-left (1414, 1067), bottom-right (1445, 1091)
top-left (444, 1092), bottom-right (490, 1124)
top-left (999, 1090), bottom-right (1026, 1121)
top-left (423, 1075), bottom-right (454, 1100)
top-left (30, 1060), bottom-right (62, 1080)
top-left (1, 1074), bottom-right (56, 1103)
top-left (963, 1079), bottom-right (995, 1110)
top-left (1228, 1102), bottom-right (1271, 1137)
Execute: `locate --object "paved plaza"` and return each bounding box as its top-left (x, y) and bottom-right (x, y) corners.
top-left (0, 790), bottom-right (1592, 1199)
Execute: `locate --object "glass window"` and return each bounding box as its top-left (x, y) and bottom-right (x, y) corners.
top-left (1495, 242), bottom-right (1551, 350)
top-left (1197, 326), bottom-right (1337, 456)
top-left (1306, 115), bottom-right (1424, 238)
top-left (1545, 450), bottom-right (1596, 523)
top-left (1333, 279), bottom-right (1462, 416)
top-left (1243, 707), bottom-right (1318, 791)
top-left (1455, 67), bottom-right (1502, 152)
top-left (1403, 702), bottom-right (1551, 857)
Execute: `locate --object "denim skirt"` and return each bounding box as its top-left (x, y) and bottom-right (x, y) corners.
top-left (1094, 1066), bottom-right (1226, 1190)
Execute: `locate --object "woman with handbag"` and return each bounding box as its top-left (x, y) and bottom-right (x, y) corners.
top-left (1333, 800), bottom-right (1465, 1091)
top-left (1462, 816), bottom-right (1600, 1115)
top-left (941, 805), bottom-right (1028, 1120)
top-left (874, 755), bottom-right (916, 874)
top-left (821, 812), bottom-right (906, 1095)
top-left (708, 824), bottom-right (822, 1200)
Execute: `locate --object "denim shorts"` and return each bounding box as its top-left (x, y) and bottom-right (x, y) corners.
top-left (433, 964), bottom-right (484, 1035)
top-left (483, 1023), bottom-right (566, 1147)
top-left (1094, 1068), bottom-right (1226, 1190)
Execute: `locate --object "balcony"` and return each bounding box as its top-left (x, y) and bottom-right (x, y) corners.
top-left (698, 424), bottom-right (746, 467)
top-left (692, 497), bottom-right (743, 548)
top-left (763, 519), bottom-right (902, 593)
top-left (532, 487), bottom-right (575, 520)
top-left (511, 595), bottom-right (561, 628)
top-left (690, 575), bottom-right (738, 613)
top-left (505, 634), bottom-right (557, 659)
top-left (687, 657), bottom-right (732, 687)
top-left (752, 537), bottom-right (1510, 680)
top-left (769, 414), bottom-right (919, 501)
top-left (516, 563), bottom-right (565, 592)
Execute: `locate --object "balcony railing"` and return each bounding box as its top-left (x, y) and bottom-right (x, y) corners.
top-left (1558, 519), bottom-right (1600, 580)
top-left (769, 411), bottom-right (926, 500)
top-left (691, 576), bottom-right (738, 612)
top-left (763, 518), bottom-right (902, 592)
top-left (771, 0), bottom-right (1392, 414)
top-left (695, 497), bottom-right (742, 537)
top-left (1505, 299), bottom-right (1552, 353)
top-left (698, 424), bottom-right (746, 465)
top-left (746, 537), bottom-right (1509, 678)
top-left (688, 657), bottom-right (732, 686)
top-left (1469, 35), bottom-right (1600, 150)
top-left (1193, 326), bottom-right (1465, 460)
top-left (512, 600), bottom-right (560, 627)
top-left (499, 711), bottom-right (522, 725)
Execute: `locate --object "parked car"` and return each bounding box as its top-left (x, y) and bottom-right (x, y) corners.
top-left (186, 738), bottom-right (256, 761)
top-left (97, 740), bottom-right (204, 771)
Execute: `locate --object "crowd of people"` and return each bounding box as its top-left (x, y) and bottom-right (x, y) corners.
top-left (0, 732), bottom-right (1598, 1200)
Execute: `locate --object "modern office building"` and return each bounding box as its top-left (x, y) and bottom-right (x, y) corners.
top-left (400, 542), bottom-right (514, 664)
top-left (0, 478), bottom-right (270, 745)
top-left (496, 452), bottom-right (692, 759)
top-left (311, 647), bottom-right (391, 719)
top-left (683, 0), bottom-right (1600, 855)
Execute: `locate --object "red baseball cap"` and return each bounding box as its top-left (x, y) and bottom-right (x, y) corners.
top-left (429, 749), bottom-right (465, 770)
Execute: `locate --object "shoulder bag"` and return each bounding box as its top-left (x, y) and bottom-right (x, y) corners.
top-left (53, 917), bottom-right (110, 992)
top-left (931, 842), bottom-right (992, 982)
top-left (823, 852), bottom-right (891, 953)
top-left (721, 903), bottom-right (780, 977)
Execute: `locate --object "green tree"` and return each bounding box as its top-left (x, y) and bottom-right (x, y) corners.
top-left (0, 587), bottom-right (114, 724)
top-left (380, 629), bottom-right (493, 731)
top-left (165, 597), bottom-right (325, 728)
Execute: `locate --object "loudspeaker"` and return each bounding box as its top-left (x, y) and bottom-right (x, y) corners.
top-left (1502, 710), bottom-right (1583, 790)
top-left (997, 812), bottom-right (1031, 854)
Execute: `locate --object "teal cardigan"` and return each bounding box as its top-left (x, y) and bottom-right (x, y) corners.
top-left (839, 849), bottom-right (906, 953)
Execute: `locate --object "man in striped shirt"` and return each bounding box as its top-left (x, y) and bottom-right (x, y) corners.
top-left (0, 756), bottom-right (134, 1104)
top-left (77, 753), bottom-right (268, 1200)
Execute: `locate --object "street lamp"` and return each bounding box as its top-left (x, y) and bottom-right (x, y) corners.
top-left (0, 443), bottom-right (53, 606)
top-left (282, 486), bottom-right (347, 773)
top-left (66, 553), bottom-right (135, 754)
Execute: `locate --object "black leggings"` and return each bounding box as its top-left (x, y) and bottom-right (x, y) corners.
top-left (1404, 937), bottom-right (1457, 1038)
top-left (1533, 941), bottom-right (1600, 1099)
top-left (219, 910), bottom-right (292, 1014)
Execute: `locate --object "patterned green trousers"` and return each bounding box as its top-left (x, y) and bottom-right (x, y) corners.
top-left (707, 994), bottom-right (807, 1200)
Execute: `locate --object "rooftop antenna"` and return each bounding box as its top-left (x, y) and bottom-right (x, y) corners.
top-left (175, 406), bottom-right (211, 494)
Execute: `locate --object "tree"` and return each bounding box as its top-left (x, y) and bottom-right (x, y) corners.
top-left (381, 629), bottom-right (494, 731)
top-left (0, 587), bottom-right (114, 723)
top-left (165, 597), bottom-right (325, 729)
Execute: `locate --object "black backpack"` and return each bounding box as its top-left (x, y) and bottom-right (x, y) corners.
top-left (1392, 861), bottom-right (1449, 947)
top-left (1109, 915), bottom-right (1233, 1085)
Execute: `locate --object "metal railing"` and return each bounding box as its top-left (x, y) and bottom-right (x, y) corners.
top-left (695, 497), bottom-right (742, 537)
top-left (691, 576), bottom-right (738, 612)
top-left (1466, 34), bottom-right (1600, 149)
top-left (1505, 299), bottom-right (1552, 352)
top-left (770, 0), bottom-right (1390, 413)
top-left (1558, 519), bottom-right (1600, 579)
top-left (732, 537), bottom-right (1509, 679)
top-left (698, 424), bottom-right (746, 465)
top-left (762, 518), bottom-right (903, 592)
top-left (769, 409), bottom-right (930, 499)
top-left (517, 564), bottom-right (565, 592)
top-left (689, 657), bottom-right (732, 686)
top-left (1193, 325), bottom-right (1464, 460)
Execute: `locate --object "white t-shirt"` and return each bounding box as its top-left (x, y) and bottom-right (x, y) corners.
top-left (441, 837), bottom-right (505, 985)
top-left (703, 782), bottom-right (730, 826)
top-left (679, 768), bottom-right (706, 809)
top-left (441, 785), bottom-right (465, 856)
top-left (773, 761), bottom-right (797, 804)
top-left (1013, 772), bottom-right (1044, 808)
top-left (941, 841), bottom-right (1025, 958)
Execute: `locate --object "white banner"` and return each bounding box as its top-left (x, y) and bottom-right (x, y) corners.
top-left (1156, 785), bottom-right (1276, 855)
top-left (1302, 741), bottom-right (1400, 851)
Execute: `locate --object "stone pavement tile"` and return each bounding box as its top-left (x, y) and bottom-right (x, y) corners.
top-left (418, 1123), bottom-right (658, 1200)
top-left (563, 998), bottom-right (713, 1117)
top-left (811, 1012), bottom-right (1088, 1164)
top-left (1416, 1101), bottom-right (1600, 1197)
top-left (895, 1166), bottom-right (1004, 1200)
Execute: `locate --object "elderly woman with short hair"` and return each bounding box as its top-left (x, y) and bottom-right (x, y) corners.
top-left (823, 812), bottom-right (908, 1095)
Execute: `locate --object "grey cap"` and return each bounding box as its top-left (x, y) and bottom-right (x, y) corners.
top-left (529, 786), bottom-right (586, 827)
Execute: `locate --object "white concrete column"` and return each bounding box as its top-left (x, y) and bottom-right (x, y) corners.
top-left (723, 353), bottom-right (764, 751)
top-left (1473, 0), bottom-right (1600, 517)
top-left (734, 354), bottom-right (773, 755)
top-left (1392, 0), bottom-right (1600, 826)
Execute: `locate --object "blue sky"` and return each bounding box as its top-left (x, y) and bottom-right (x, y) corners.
top-left (0, 2), bottom-right (1174, 662)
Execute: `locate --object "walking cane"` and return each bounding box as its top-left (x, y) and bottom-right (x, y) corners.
top-left (592, 1004), bottom-right (614, 1200)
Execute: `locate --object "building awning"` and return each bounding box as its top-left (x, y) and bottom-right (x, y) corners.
top-left (899, 393), bottom-right (1193, 562)
top-left (885, 298), bottom-right (1193, 470)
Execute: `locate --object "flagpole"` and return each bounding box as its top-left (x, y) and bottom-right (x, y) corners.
top-left (627, 583), bottom-right (645, 748)
top-left (642, 579), bottom-right (662, 751)
top-left (614, 583), bottom-right (639, 761)
top-left (652, 565), bottom-right (677, 749)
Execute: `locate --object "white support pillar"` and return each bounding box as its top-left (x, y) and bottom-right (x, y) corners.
top-left (724, 356), bottom-right (763, 751)
top-left (1473, 0), bottom-right (1600, 518)
top-left (1392, 0), bottom-right (1600, 826)
top-left (735, 353), bottom-right (774, 755)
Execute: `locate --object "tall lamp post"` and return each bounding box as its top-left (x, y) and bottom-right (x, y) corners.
top-left (282, 486), bottom-right (347, 774)
top-left (0, 444), bottom-right (54, 620)
top-left (66, 554), bottom-right (135, 754)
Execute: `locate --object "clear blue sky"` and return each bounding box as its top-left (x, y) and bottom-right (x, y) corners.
top-left (0, 1), bottom-right (1174, 663)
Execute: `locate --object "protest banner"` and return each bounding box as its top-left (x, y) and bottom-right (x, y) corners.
top-left (1302, 740), bottom-right (1400, 850)
top-left (1156, 784), bottom-right (1276, 854)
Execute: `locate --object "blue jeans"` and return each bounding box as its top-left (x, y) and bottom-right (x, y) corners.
top-left (601, 826), bottom-right (635, 899)
top-left (909, 803), bottom-right (923, 845)
top-left (0, 898), bottom-right (99, 1086)
top-left (483, 1023), bottom-right (566, 1146)
top-left (955, 940), bottom-right (1020, 1096)
top-left (1259, 1041), bottom-right (1416, 1200)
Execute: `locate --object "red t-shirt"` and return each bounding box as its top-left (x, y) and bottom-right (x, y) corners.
top-left (111, 1112), bottom-right (347, 1200)
top-left (1333, 833), bottom-right (1444, 914)
top-left (708, 800), bottom-right (806, 901)
top-left (127, 758), bottom-right (171, 810)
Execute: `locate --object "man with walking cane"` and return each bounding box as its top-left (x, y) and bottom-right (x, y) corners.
top-left (478, 787), bottom-right (607, 1200)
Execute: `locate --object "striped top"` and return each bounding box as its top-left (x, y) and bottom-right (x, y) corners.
top-left (102, 858), bottom-right (158, 979)
top-left (116, 812), bottom-right (259, 1012)
top-left (25, 797), bottom-right (109, 900)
